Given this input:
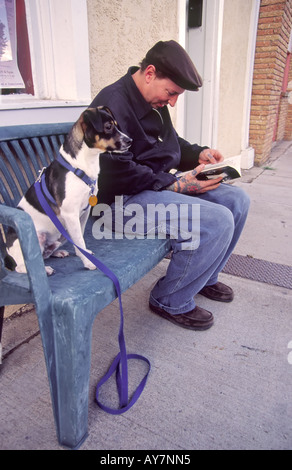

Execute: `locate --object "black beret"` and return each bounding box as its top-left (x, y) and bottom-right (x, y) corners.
top-left (144, 40), bottom-right (203, 91)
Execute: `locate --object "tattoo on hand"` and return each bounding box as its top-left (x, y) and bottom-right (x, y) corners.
top-left (167, 169), bottom-right (203, 194)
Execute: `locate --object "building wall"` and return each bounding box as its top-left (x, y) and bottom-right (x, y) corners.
top-left (277, 90), bottom-right (289, 139)
top-left (87, 0), bottom-right (180, 99)
top-left (217, 0), bottom-right (255, 159)
top-left (87, 0), bottom-right (258, 169)
top-left (249, 0), bottom-right (292, 165)
top-left (284, 54), bottom-right (292, 138)
top-left (3, 0), bottom-right (291, 167)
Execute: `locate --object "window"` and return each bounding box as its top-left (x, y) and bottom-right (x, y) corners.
top-left (0, 0), bottom-right (91, 125)
top-left (0, 0), bottom-right (34, 95)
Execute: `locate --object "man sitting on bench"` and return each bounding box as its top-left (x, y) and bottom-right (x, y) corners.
top-left (90, 40), bottom-right (250, 331)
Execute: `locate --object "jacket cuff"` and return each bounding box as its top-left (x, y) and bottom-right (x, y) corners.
top-left (152, 172), bottom-right (177, 191)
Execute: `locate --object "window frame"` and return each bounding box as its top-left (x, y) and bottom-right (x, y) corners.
top-left (0, 0), bottom-right (91, 125)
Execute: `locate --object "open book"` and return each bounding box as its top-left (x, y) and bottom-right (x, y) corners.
top-left (177, 156), bottom-right (241, 182)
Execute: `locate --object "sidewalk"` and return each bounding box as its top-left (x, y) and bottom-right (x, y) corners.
top-left (1, 142), bottom-right (292, 450)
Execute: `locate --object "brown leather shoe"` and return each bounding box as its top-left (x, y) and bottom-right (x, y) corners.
top-left (149, 303), bottom-right (214, 330)
top-left (199, 281), bottom-right (234, 302)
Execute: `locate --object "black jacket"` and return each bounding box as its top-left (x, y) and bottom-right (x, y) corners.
top-left (90, 67), bottom-right (207, 205)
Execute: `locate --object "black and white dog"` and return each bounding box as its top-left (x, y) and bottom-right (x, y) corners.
top-left (6, 106), bottom-right (132, 275)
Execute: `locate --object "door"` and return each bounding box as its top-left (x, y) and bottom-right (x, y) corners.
top-left (185, 0), bottom-right (224, 147)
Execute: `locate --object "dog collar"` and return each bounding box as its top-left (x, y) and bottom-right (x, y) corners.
top-left (35, 153), bottom-right (97, 209)
top-left (35, 171), bottom-right (95, 211)
top-left (57, 153), bottom-right (97, 188)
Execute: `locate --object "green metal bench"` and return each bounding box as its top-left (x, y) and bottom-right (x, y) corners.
top-left (0, 123), bottom-right (171, 449)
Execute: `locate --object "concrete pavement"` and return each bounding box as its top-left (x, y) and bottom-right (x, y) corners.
top-left (0, 142), bottom-right (291, 450)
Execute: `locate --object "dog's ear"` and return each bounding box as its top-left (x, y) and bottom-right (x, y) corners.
top-left (82, 108), bottom-right (104, 133)
top-left (99, 106), bottom-right (116, 121)
top-left (98, 106), bottom-right (120, 130)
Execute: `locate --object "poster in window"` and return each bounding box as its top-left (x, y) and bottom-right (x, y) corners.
top-left (0, 0), bottom-right (24, 88)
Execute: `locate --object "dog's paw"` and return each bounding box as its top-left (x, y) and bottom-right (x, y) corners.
top-left (52, 250), bottom-right (70, 258)
top-left (45, 266), bottom-right (55, 276)
top-left (83, 259), bottom-right (97, 270)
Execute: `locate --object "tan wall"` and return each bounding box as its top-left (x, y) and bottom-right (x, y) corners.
top-left (87, 0), bottom-right (180, 99)
top-left (217, 0), bottom-right (254, 158)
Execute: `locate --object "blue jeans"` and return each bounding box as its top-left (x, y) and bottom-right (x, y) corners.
top-left (111, 184), bottom-right (250, 314)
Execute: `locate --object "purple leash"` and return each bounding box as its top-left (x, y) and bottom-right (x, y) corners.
top-left (34, 177), bottom-right (150, 414)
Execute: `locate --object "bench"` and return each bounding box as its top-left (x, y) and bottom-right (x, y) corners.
top-left (0, 123), bottom-right (171, 449)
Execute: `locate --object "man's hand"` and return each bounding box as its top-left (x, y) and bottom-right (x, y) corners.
top-left (167, 164), bottom-right (222, 195)
top-left (199, 148), bottom-right (224, 165)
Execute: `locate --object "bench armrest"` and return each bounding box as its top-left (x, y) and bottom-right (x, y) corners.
top-left (0, 204), bottom-right (51, 301)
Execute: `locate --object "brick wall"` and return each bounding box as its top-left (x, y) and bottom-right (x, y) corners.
top-left (249, 0), bottom-right (292, 165)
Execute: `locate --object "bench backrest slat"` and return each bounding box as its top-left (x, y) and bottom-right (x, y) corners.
top-left (10, 139), bottom-right (36, 185)
top-left (0, 141), bottom-right (28, 205)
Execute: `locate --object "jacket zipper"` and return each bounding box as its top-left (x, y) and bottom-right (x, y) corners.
top-left (152, 108), bottom-right (164, 142)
